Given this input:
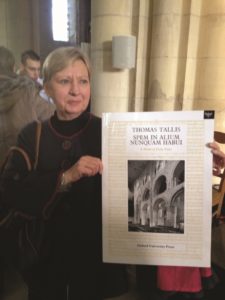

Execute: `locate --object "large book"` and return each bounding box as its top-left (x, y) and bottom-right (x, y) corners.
top-left (102, 111), bottom-right (214, 267)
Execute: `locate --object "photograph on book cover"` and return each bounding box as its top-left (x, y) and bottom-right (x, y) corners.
top-left (102, 111), bottom-right (214, 267)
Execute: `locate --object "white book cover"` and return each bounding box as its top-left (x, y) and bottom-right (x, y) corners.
top-left (102, 110), bottom-right (214, 267)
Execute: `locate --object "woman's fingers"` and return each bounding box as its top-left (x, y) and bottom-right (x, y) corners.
top-left (67, 156), bottom-right (103, 182)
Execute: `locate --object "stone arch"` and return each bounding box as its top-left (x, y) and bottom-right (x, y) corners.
top-left (173, 161), bottom-right (184, 186)
top-left (143, 188), bottom-right (150, 201)
top-left (170, 188), bottom-right (184, 231)
top-left (140, 202), bottom-right (150, 225)
top-left (154, 175), bottom-right (167, 196)
top-left (153, 198), bottom-right (167, 226)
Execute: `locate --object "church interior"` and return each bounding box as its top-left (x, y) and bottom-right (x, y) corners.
top-left (1, 0), bottom-right (225, 299)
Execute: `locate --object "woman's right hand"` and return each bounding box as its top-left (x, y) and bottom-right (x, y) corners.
top-left (63, 155), bottom-right (103, 184)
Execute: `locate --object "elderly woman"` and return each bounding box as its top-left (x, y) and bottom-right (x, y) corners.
top-left (1, 47), bottom-right (127, 300)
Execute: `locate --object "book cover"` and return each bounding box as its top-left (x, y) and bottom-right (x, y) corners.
top-left (102, 111), bottom-right (214, 267)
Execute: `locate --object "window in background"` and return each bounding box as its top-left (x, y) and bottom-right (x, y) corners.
top-left (52, 0), bottom-right (69, 41)
top-left (68, 0), bottom-right (76, 43)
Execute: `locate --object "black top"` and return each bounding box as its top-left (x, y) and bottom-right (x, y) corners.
top-left (2, 111), bottom-right (101, 217)
top-left (1, 111), bottom-right (127, 298)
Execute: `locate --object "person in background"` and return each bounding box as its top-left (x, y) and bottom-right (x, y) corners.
top-left (209, 141), bottom-right (225, 175)
top-left (136, 142), bottom-right (225, 300)
top-left (0, 46), bottom-right (55, 166)
top-left (0, 46), bottom-right (128, 300)
top-left (207, 141), bottom-right (225, 300)
top-left (19, 49), bottom-right (53, 104)
top-left (0, 45), bottom-right (54, 299)
top-left (19, 49), bottom-right (42, 84)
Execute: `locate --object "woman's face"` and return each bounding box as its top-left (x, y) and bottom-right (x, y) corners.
top-left (45, 59), bottom-right (90, 120)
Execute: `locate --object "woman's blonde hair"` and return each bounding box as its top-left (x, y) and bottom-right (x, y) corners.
top-left (42, 47), bottom-right (91, 84)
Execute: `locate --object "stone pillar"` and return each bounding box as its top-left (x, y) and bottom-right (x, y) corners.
top-left (147, 0), bottom-right (192, 111)
top-left (91, 0), bottom-right (137, 116)
top-left (186, 0), bottom-right (225, 132)
top-left (0, 0), bottom-right (34, 67)
top-left (0, 0), bottom-right (7, 46)
top-left (132, 0), bottom-right (152, 111)
top-left (147, 0), bottom-right (225, 132)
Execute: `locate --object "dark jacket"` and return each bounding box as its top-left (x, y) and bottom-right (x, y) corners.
top-left (1, 112), bottom-right (127, 299)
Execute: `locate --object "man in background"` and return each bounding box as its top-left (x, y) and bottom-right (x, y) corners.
top-left (0, 46), bottom-right (55, 165)
top-left (0, 45), bottom-right (55, 300)
top-left (19, 49), bottom-right (53, 103)
top-left (19, 49), bottom-right (42, 84)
